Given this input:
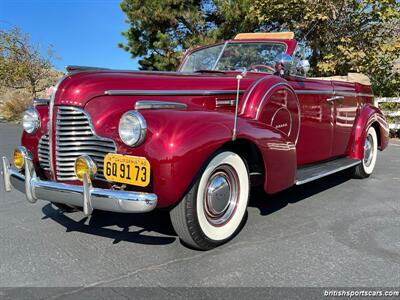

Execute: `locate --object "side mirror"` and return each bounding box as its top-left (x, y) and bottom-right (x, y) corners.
top-left (297, 60), bottom-right (310, 76)
top-left (275, 53), bottom-right (293, 71)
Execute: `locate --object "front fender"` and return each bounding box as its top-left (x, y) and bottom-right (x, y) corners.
top-left (348, 104), bottom-right (389, 160)
top-left (86, 98), bottom-right (296, 207)
top-left (85, 99), bottom-right (233, 207)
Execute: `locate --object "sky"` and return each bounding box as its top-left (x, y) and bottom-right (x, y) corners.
top-left (0, 0), bottom-right (139, 71)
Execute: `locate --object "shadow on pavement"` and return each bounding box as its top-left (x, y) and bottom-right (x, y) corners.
top-left (41, 204), bottom-right (177, 246)
top-left (249, 170), bottom-right (352, 216)
top-left (40, 170), bottom-right (352, 246)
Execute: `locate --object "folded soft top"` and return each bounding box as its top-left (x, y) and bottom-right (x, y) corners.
top-left (311, 73), bottom-right (371, 86)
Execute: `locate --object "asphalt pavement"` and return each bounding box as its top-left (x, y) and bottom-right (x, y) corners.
top-left (0, 122), bottom-right (399, 289)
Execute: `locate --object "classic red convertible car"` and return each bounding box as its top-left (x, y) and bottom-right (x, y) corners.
top-left (2, 32), bottom-right (389, 250)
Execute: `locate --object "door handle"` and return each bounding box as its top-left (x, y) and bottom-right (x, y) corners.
top-left (327, 96), bottom-right (344, 102)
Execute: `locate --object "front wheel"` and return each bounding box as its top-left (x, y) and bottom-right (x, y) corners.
top-left (170, 151), bottom-right (250, 250)
top-left (353, 126), bottom-right (378, 178)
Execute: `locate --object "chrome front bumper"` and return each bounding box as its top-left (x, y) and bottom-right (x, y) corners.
top-left (2, 156), bottom-right (157, 216)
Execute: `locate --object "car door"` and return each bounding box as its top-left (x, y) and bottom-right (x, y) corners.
top-left (330, 81), bottom-right (359, 157)
top-left (289, 77), bottom-right (334, 166)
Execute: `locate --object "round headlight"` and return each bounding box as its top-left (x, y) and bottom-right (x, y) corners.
top-left (22, 107), bottom-right (40, 134)
top-left (119, 111), bottom-right (147, 146)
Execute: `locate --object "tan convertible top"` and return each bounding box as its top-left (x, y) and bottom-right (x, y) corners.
top-left (311, 73), bottom-right (371, 86)
top-left (234, 32), bottom-right (295, 40)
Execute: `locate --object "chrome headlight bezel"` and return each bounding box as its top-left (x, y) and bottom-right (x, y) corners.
top-left (118, 111), bottom-right (147, 147)
top-left (22, 107), bottom-right (40, 134)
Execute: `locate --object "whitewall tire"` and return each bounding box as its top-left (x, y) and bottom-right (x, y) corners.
top-left (170, 151), bottom-right (250, 250)
top-left (353, 126), bottom-right (378, 178)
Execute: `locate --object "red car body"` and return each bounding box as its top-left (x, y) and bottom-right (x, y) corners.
top-left (4, 33), bottom-right (389, 249)
top-left (22, 37), bottom-right (388, 207)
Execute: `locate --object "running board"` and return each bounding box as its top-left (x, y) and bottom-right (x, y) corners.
top-left (295, 157), bottom-right (361, 185)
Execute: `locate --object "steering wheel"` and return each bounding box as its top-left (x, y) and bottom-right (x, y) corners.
top-left (249, 64), bottom-right (275, 73)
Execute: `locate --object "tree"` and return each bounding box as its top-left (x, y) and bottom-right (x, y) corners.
top-left (0, 26), bottom-right (59, 98)
top-left (119, 0), bottom-right (259, 70)
top-left (252, 0), bottom-right (400, 96)
top-left (120, 0), bottom-right (399, 97)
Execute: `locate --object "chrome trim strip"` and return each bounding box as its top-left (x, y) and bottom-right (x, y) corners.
top-left (216, 99), bottom-right (236, 107)
top-left (66, 65), bottom-right (110, 73)
top-left (2, 156), bottom-right (158, 213)
top-left (295, 159), bottom-right (361, 185)
top-left (104, 90), bottom-right (245, 96)
top-left (33, 99), bottom-right (50, 106)
top-left (327, 95), bottom-right (344, 102)
top-left (240, 76), bottom-right (269, 114)
top-left (294, 90), bottom-right (374, 98)
top-left (294, 90), bottom-right (334, 95)
top-left (135, 101), bottom-right (187, 110)
top-left (49, 74), bottom-right (71, 179)
top-left (66, 69), bottom-right (229, 76)
top-left (358, 93), bottom-right (374, 98)
top-left (335, 91), bottom-right (357, 97)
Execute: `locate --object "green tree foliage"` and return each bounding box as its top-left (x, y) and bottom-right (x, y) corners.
top-left (253, 0), bottom-right (400, 96)
top-left (0, 26), bottom-right (59, 98)
top-left (119, 0), bottom-right (259, 70)
top-left (120, 0), bottom-right (399, 97)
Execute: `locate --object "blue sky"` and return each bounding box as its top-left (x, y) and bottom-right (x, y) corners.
top-left (0, 0), bottom-right (139, 71)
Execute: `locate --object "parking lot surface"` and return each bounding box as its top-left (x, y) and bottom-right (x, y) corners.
top-left (0, 123), bottom-right (399, 288)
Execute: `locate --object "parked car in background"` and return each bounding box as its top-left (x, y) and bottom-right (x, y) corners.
top-left (2, 32), bottom-right (389, 250)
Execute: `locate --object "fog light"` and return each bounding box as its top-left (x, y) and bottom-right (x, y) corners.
top-left (13, 147), bottom-right (30, 170)
top-left (13, 149), bottom-right (24, 170)
top-left (74, 155), bottom-right (97, 181)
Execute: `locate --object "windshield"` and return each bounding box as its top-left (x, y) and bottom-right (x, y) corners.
top-left (179, 42), bottom-right (287, 73)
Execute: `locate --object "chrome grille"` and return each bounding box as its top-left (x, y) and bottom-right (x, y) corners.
top-left (55, 106), bottom-right (116, 181)
top-left (38, 133), bottom-right (50, 170)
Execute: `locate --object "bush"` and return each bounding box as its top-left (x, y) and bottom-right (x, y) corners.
top-left (0, 89), bottom-right (33, 122)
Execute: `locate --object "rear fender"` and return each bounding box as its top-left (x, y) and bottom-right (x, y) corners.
top-left (348, 104), bottom-right (389, 160)
top-left (240, 76), bottom-right (300, 146)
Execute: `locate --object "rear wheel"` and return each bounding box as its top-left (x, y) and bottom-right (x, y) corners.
top-left (170, 151), bottom-right (250, 250)
top-left (353, 126), bottom-right (378, 178)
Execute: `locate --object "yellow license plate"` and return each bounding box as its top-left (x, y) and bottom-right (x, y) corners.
top-left (103, 153), bottom-right (150, 187)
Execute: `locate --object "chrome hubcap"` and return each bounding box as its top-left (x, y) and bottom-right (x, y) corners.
top-left (364, 135), bottom-right (374, 167)
top-left (207, 174), bottom-right (231, 215)
top-left (204, 165), bottom-right (239, 226)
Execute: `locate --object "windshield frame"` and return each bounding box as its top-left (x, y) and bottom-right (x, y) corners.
top-left (177, 40), bottom-right (289, 73)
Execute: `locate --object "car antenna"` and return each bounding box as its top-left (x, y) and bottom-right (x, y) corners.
top-left (232, 69), bottom-right (247, 141)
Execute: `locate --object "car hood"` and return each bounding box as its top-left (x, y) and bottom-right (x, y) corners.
top-left (54, 70), bottom-right (265, 107)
